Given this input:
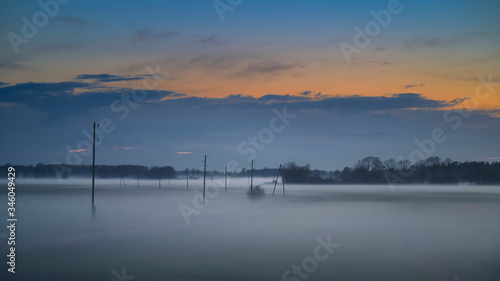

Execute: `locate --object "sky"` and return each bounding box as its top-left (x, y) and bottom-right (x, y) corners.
top-left (0, 0), bottom-right (499, 171)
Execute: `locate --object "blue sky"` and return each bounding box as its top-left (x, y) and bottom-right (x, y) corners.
top-left (1, 0), bottom-right (499, 171)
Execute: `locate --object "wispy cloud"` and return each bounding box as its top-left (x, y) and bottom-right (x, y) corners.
top-left (68, 148), bottom-right (88, 153)
top-left (404, 32), bottom-right (490, 49)
top-left (235, 59), bottom-right (299, 78)
top-left (198, 35), bottom-right (222, 45)
top-left (35, 42), bottom-right (87, 55)
top-left (75, 74), bottom-right (148, 83)
top-left (176, 152), bottom-right (192, 155)
top-left (405, 83), bottom-right (424, 89)
top-left (157, 31), bottom-right (177, 40)
top-left (132, 29), bottom-right (178, 42)
top-left (52, 16), bottom-right (97, 27)
top-left (0, 62), bottom-right (30, 71)
top-left (113, 147), bottom-right (145, 150)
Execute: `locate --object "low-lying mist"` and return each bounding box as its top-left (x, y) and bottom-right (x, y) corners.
top-left (2, 177), bottom-right (499, 280)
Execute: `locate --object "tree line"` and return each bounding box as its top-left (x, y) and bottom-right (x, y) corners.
top-left (283, 157), bottom-right (500, 184)
top-left (0, 163), bottom-right (278, 180)
top-left (2, 156), bottom-right (499, 185)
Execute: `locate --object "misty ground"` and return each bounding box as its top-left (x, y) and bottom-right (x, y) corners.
top-left (1, 178), bottom-right (499, 281)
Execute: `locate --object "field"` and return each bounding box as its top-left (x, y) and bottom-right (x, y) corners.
top-left (2, 178), bottom-right (500, 281)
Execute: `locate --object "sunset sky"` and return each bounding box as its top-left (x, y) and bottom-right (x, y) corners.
top-left (1, 0), bottom-right (499, 171)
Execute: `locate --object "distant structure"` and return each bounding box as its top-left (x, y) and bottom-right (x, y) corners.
top-left (119, 169), bottom-right (126, 187)
top-left (203, 155), bottom-right (207, 203)
top-left (250, 160), bottom-right (254, 196)
top-left (91, 122), bottom-right (98, 217)
top-left (272, 164), bottom-right (286, 196)
top-left (137, 167), bottom-right (140, 188)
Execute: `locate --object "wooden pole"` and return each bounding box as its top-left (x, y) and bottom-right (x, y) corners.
top-left (203, 155), bottom-right (207, 203)
top-left (272, 164), bottom-right (279, 196)
top-left (250, 160), bottom-right (253, 196)
top-left (91, 122), bottom-right (96, 216)
top-left (282, 165), bottom-right (286, 196)
top-left (272, 164), bottom-right (285, 196)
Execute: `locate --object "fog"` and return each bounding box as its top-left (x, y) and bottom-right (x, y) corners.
top-left (2, 178), bottom-right (500, 280)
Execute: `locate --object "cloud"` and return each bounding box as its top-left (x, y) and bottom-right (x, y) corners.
top-left (0, 62), bottom-right (30, 71)
top-left (52, 16), bottom-right (97, 27)
top-left (404, 32), bottom-right (490, 48)
top-left (283, 93), bottom-right (460, 113)
top-left (132, 29), bottom-right (178, 42)
top-left (68, 148), bottom-right (88, 153)
top-left (257, 94), bottom-right (310, 103)
top-left (132, 30), bottom-right (151, 42)
top-left (199, 35), bottom-right (222, 45)
top-left (34, 42), bottom-right (87, 55)
top-left (176, 152), bottom-right (192, 155)
top-left (157, 31), bottom-right (177, 40)
top-left (158, 92), bottom-right (462, 113)
top-left (0, 76), bottom-right (485, 121)
top-left (235, 59), bottom-right (298, 77)
top-left (75, 74), bottom-right (149, 83)
top-left (185, 55), bottom-right (239, 71)
top-left (0, 80), bottom-right (178, 117)
top-left (1, 81), bottom-right (89, 97)
top-left (113, 147), bottom-right (145, 150)
top-left (365, 60), bottom-right (392, 65)
top-left (146, 55), bottom-right (303, 82)
top-left (405, 83), bottom-right (424, 89)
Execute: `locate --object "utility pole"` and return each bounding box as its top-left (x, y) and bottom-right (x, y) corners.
top-left (91, 122), bottom-right (96, 217)
top-left (225, 165), bottom-right (227, 193)
top-left (120, 168), bottom-right (126, 187)
top-left (203, 155), bottom-right (207, 203)
top-left (186, 168), bottom-right (189, 190)
top-left (273, 164), bottom-right (286, 196)
top-left (250, 160), bottom-right (254, 196)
